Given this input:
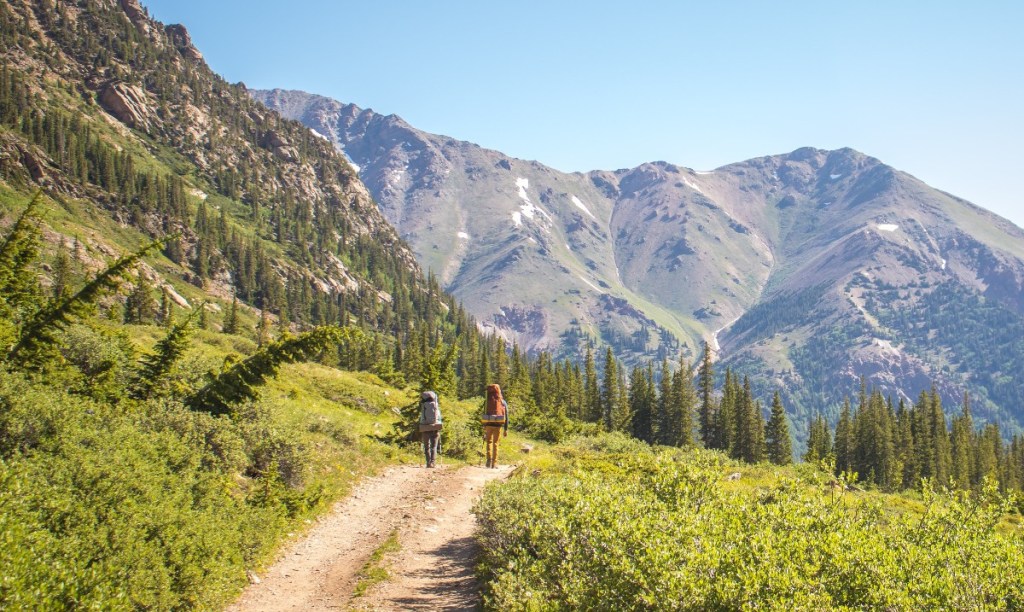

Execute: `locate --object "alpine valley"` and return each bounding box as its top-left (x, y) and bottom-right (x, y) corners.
top-left (254, 88), bottom-right (1024, 438)
top-left (2, 0), bottom-right (1024, 608)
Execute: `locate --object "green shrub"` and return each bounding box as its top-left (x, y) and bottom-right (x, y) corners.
top-left (0, 373), bottom-right (325, 609)
top-left (475, 437), bottom-right (1024, 611)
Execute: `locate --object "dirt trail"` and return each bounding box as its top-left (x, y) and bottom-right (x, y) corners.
top-left (229, 463), bottom-right (512, 611)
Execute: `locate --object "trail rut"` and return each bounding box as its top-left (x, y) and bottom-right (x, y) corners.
top-left (229, 463), bottom-right (512, 611)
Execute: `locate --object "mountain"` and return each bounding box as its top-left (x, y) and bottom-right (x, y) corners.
top-left (253, 88), bottom-right (1024, 436)
top-left (0, 0), bottom-right (465, 356)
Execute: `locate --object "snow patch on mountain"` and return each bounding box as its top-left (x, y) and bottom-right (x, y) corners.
top-left (514, 177), bottom-right (552, 225)
top-left (830, 173), bottom-right (843, 180)
top-left (577, 274), bottom-right (603, 293)
top-left (682, 177), bottom-right (704, 194)
top-left (458, 232), bottom-right (470, 240)
top-left (876, 224), bottom-right (899, 232)
top-left (571, 195), bottom-right (597, 219)
top-left (873, 338), bottom-right (902, 357)
top-left (516, 177), bottom-right (530, 199)
top-left (341, 151), bottom-right (360, 173)
top-left (711, 316), bottom-right (741, 353)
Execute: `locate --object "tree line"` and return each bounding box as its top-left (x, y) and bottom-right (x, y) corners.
top-left (804, 381), bottom-right (1024, 493)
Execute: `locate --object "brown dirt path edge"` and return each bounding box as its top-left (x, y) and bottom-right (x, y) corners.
top-left (228, 463), bottom-right (513, 612)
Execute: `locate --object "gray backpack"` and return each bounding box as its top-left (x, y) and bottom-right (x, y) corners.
top-left (419, 391), bottom-right (442, 431)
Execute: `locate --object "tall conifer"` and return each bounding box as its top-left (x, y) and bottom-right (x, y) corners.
top-left (697, 340), bottom-right (715, 447)
top-left (766, 391), bottom-right (792, 465)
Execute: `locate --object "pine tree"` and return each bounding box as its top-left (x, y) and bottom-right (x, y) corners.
top-left (9, 236), bottom-right (165, 365)
top-left (833, 398), bottom-right (853, 473)
top-left (507, 342), bottom-right (535, 416)
top-left (697, 340), bottom-right (715, 447)
top-left (715, 369), bottom-right (737, 454)
top-left (0, 192), bottom-right (43, 319)
top-left (223, 294), bottom-right (240, 335)
top-left (601, 347), bottom-right (619, 432)
top-left (256, 307), bottom-right (272, 347)
top-left (950, 392), bottom-right (974, 489)
top-left (187, 326), bottom-right (350, 415)
top-left (130, 305), bottom-right (201, 400)
top-left (928, 388), bottom-right (952, 487)
top-left (583, 344), bottom-right (600, 423)
top-left (158, 287), bottom-right (173, 327)
top-left (894, 399), bottom-right (917, 489)
top-left (804, 413), bottom-right (832, 463)
top-left (492, 338), bottom-right (509, 390)
top-left (124, 270), bottom-right (155, 324)
top-left (736, 377), bottom-right (764, 463)
top-left (629, 364), bottom-right (655, 442)
top-left (655, 358), bottom-right (673, 444)
top-left (766, 391), bottom-right (792, 465)
top-left (50, 248), bottom-right (73, 300)
top-left (670, 357), bottom-right (697, 447)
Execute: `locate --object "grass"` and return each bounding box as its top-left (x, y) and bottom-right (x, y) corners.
top-left (352, 530), bottom-right (402, 598)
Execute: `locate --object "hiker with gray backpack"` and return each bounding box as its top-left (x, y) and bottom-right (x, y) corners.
top-left (418, 390), bottom-right (443, 468)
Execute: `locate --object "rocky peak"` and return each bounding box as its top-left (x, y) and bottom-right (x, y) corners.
top-left (118, 0), bottom-right (155, 40)
top-left (165, 24), bottom-right (203, 62)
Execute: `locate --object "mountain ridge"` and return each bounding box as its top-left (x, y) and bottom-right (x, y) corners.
top-left (253, 87), bottom-right (1024, 437)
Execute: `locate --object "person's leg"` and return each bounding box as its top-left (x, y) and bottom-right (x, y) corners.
top-left (492, 429), bottom-right (501, 468)
top-left (429, 431), bottom-right (438, 466)
top-left (485, 427), bottom-right (500, 467)
top-left (423, 431), bottom-right (431, 467)
top-left (484, 430), bottom-right (491, 468)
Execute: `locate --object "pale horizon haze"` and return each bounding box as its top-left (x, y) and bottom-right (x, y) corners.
top-left (144, 1), bottom-right (1024, 228)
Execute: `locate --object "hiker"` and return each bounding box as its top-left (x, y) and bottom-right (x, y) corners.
top-left (419, 390), bottom-right (442, 468)
top-left (481, 384), bottom-right (508, 468)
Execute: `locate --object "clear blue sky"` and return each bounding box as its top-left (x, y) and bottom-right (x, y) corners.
top-left (144, 0), bottom-right (1024, 227)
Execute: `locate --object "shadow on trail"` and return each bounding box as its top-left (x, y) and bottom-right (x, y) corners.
top-left (386, 535), bottom-right (482, 611)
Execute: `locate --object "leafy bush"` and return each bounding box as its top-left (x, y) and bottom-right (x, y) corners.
top-left (475, 437), bottom-right (1024, 611)
top-left (0, 372), bottom-right (322, 609)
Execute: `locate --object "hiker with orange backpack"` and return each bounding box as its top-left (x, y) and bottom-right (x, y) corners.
top-left (481, 384), bottom-right (508, 468)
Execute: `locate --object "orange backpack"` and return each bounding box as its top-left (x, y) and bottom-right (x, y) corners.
top-left (482, 384), bottom-right (506, 424)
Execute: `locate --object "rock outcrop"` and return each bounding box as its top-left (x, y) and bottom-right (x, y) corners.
top-left (99, 82), bottom-right (152, 130)
top-left (261, 130), bottom-right (300, 162)
top-left (165, 24), bottom-right (204, 62)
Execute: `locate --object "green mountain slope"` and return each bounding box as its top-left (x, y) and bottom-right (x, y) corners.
top-left (0, 0), bottom-right (441, 344)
